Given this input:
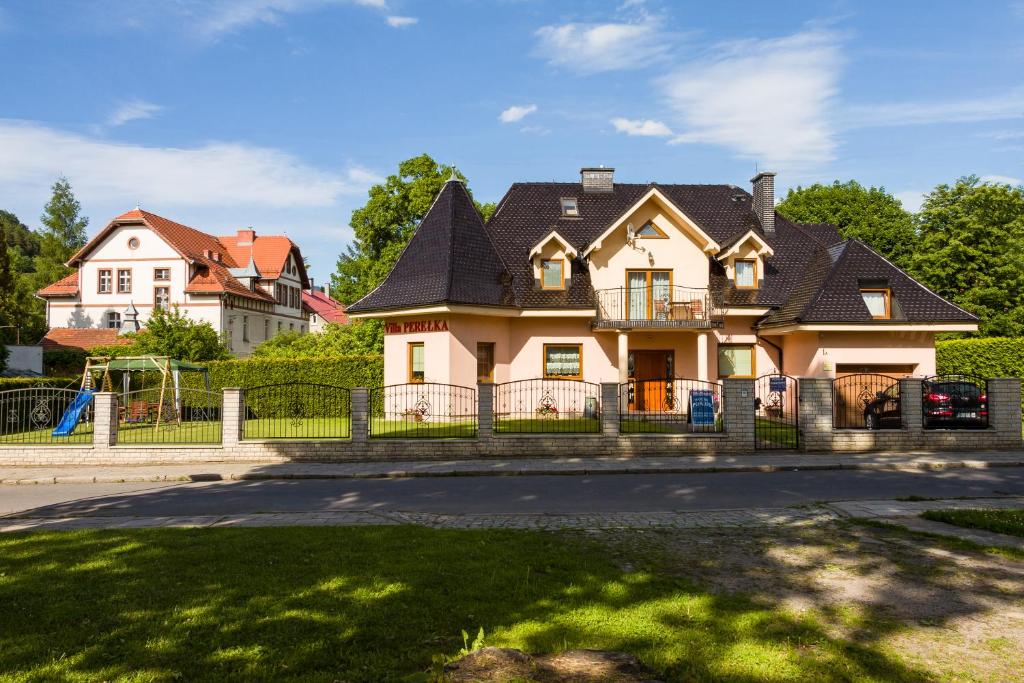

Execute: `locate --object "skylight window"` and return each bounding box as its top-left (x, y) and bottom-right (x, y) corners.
top-left (560, 198), bottom-right (579, 217)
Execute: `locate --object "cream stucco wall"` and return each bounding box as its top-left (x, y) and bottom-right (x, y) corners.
top-left (781, 330), bottom-right (936, 378)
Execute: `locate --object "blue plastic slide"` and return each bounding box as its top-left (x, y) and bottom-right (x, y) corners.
top-left (51, 389), bottom-right (97, 437)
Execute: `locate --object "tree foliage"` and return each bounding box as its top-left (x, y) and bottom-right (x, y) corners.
top-left (331, 154), bottom-right (491, 305)
top-left (252, 319), bottom-right (384, 357)
top-left (93, 306), bottom-right (231, 362)
top-left (34, 176), bottom-right (88, 290)
top-left (911, 176), bottom-right (1024, 337)
top-left (776, 180), bottom-right (917, 268)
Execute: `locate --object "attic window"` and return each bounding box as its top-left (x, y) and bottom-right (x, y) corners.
top-left (635, 222), bottom-right (666, 238)
top-left (560, 198), bottom-right (579, 217)
top-left (861, 289), bottom-right (891, 319)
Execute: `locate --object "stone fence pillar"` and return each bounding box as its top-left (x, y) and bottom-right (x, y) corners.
top-left (92, 392), bottom-right (118, 448)
top-left (798, 378), bottom-right (833, 452)
top-left (601, 382), bottom-right (619, 436)
top-left (222, 388), bottom-right (243, 446)
top-left (351, 387), bottom-right (369, 443)
top-left (722, 378), bottom-right (754, 450)
top-left (477, 383), bottom-right (494, 440)
top-left (988, 378), bottom-right (1023, 447)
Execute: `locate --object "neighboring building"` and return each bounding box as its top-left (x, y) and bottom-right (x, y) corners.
top-left (347, 168), bottom-right (978, 388)
top-left (302, 287), bottom-right (348, 333)
top-left (36, 209), bottom-right (310, 356)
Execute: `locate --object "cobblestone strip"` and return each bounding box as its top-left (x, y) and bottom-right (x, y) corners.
top-left (827, 496), bottom-right (1024, 519)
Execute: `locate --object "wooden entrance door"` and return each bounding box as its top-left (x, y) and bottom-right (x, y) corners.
top-left (630, 350), bottom-right (673, 411)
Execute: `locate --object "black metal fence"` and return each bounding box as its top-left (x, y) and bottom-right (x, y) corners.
top-left (0, 387), bottom-right (95, 444)
top-left (833, 374), bottom-right (902, 430)
top-left (755, 374), bottom-right (799, 449)
top-left (921, 374), bottom-right (989, 430)
top-left (243, 383), bottom-right (351, 439)
top-left (369, 383), bottom-right (477, 438)
top-left (494, 379), bottom-right (601, 433)
top-left (618, 378), bottom-right (723, 434)
top-left (117, 387), bottom-right (222, 443)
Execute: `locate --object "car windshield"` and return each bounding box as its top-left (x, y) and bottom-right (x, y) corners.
top-left (930, 382), bottom-right (981, 398)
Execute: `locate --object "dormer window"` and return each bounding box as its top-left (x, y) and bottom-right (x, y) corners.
top-left (635, 222), bottom-right (666, 238)
top-left (560, 198), bottom-right (579, 217)
top-left (541, 259), bottom-right (564, 289)
top-left (861, 289), bottom-right (891, 319)
top-left (734, 259), bottom-right (757, 289)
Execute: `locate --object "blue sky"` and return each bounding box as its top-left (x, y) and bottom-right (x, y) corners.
top-left (1, 0), bottom-right (1022, 284)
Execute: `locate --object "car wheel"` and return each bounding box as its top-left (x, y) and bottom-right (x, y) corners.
top-left (865, 413), bottom-right (877, 430)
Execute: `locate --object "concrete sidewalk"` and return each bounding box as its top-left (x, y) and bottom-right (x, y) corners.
top-left (1, 450), bottom-right (1023, 485)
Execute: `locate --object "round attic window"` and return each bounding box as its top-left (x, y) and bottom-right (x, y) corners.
top-left (128, 237), bottom-right (140, 250)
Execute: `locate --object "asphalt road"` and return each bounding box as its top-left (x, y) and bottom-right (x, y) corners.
top-left (1, 467), bottom-right (1023, 518)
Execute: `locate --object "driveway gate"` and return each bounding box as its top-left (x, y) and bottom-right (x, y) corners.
top-left (754, 374), bottom-right (799, 450)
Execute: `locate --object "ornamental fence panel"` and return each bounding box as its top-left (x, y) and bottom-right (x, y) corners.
top-left (921, 374), bottom-right (989, 430)
top-left (754, 374), bottom-right (799, 449)
top-left (243, 383), bottom-right (351, 440)
top-left (832, 374), bottom-right (902, 430)
top-left (117, 387), bottom-right (222, 444)
top-left (493, 379), bottom-right (601, 434)
top-left (368, 383), bottom-right (477, 438)
top-left (0, 387), bottom-right (94, 444)
top-left (618, 378), bottom-right (723, 434)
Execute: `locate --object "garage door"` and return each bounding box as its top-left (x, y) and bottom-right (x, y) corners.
top-left (835, 364), bottom-right (915, 378)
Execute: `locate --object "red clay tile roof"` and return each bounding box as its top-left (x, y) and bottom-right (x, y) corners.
top-left (302, 289), bottom-right (348, 324)
top-left (36, 272), bottom-right (79, 297)
top-left (40, 327), bottom-right (133, 352)
top-left (58, 209), bottom-right (306, 304)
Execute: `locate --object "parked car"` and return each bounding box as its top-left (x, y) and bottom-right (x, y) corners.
top-left (863, 383), bottom-right (901, 430)
top-left (922, 379), bottom-right (987, 428)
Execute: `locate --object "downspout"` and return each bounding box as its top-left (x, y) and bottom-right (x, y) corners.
top-left (754, 313), bottom-right (784, 374)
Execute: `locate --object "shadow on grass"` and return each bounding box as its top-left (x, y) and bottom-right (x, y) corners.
top-left (0, 525), bottom-right (937, 682)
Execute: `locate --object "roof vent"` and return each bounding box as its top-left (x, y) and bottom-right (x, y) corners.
top-left (581, 166), bottom-right (614, 193)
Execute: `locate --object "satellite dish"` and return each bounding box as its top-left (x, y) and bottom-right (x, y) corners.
top-left (626, 222), bottom-right (636, 246)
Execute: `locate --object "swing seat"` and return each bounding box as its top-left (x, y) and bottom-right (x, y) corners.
top-left (123, 400), bottom-right (156, 423)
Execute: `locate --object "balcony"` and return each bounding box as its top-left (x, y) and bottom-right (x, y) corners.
top-left (593, 286), bottom-right (724, 329)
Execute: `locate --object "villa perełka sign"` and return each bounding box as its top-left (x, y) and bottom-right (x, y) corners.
top-left (385, 320), bottom-right (449, 334)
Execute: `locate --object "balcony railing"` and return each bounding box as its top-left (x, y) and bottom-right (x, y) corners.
top-left (594, 286), bottom-right (724, 328)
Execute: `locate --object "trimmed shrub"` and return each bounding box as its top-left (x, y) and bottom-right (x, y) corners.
top-left (43, 349), bottom-right (88, 376)
top-left (193, 355), bottom-right (384, 391)
top-left (936, 337), bottom-right (1024, 379)
top-left (0, 377), bottom-right (81, 391)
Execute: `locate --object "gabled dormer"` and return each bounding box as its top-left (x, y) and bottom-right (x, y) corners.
top-left (717, 230), bottom-right (774, 290)
top-left (529, 230), bottom-right (577, 290)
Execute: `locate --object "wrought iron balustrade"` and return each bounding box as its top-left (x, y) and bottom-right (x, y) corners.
top-left (594, 286), bottom-right (724, 328)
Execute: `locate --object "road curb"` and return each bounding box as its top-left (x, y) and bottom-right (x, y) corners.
top-left (3, 457), bottom-right (1021, 485)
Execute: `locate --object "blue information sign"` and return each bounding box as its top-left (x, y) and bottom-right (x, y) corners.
top-left (689, 389), bottom-right (717, 426)
top-left (769, 376), bottom-right (788, 393)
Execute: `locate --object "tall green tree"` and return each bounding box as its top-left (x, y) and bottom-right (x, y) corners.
top-left (776, 180), bottom-right (917, 268)
top-left (331, 154), bottom-right (491, 305)
top-left (911, 176), bottom-right (1024, 337)
top-left (34, 176), bottom-right (88, 288)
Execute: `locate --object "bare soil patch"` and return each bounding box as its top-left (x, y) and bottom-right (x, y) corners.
top-left (443, 647), bottom-right (661, 682)
top-left (587, 521), bottom-right (1024, 682)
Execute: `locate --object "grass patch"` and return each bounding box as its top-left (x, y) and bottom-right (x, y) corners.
top-left (370, 419), bottom-right (476, 438)
top-left (921, 508), bottom-right (1024, 538)
top-left (494, 417), bottom-right (600, 434)
top-left (755, 417), bottom-right (798, 448)
top-left (117, 420), bottom-right (222, 444)
top-left (0, 423), bottom-right (94, 444)
top-left (852, 518), bottom-right (1024, 561)
top-left (0, 527), bottom-right (933, 682)
top-left (244, 417), bottom-right (352, 440)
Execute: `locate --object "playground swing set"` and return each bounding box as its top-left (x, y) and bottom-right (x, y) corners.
top-left (51, 356), bottom-right (211, 437)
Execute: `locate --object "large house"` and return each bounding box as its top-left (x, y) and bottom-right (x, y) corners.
top-left (347, 167), bottom-right (978, 389)
top-left (37, 209), bottom-right (310, 355)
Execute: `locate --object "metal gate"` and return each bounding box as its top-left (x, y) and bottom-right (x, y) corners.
top-left (754, 374), bottom-right (799, 450)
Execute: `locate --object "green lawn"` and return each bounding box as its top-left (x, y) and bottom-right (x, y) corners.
top-left (921, 508), bottom-right (1024, 538)
top-left (0, 424), bottom-right (94, 444)
top-left (494, 417), bottom-right (600, 433)
top-left (118, 420), bottom-right (223, 444)
top-left (245, 417), bottom-right (352, 440)
top-left (0, 527), bottom-right (931, 682)
top-left (370, 419), bottom-right (477, 438)
top-left (755, 417), bottom-right (799, 448)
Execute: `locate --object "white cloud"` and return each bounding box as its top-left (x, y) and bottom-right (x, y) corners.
top-left (385, 15), bottom-right (417, 27)
top-left (981, 174), bottom-right (1024, 186)
top-left (499, 104), bottom-right (538, 123)
top-left (534, 18), bottom-right (673, 74)
top-left (894, 190), bottom-right (926, 213)
top-left (610, 117), bottom-right (673, 137)
top-left (659, 29), bottom-right (842, 168)
top-left (843, 88), bottom-right (1024, 129)
top-left (107, 100), bottom-right (163, 127)
top-left (0, 120), bottom-right (376, 208)
top-left (192, 0), bottom-right (388, 39)
top-left (977, 129), bottom-right (1024, 141)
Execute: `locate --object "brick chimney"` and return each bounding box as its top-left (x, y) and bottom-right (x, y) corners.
top-left (236, 227), bottom-right (256, 246)
top-left (581, 166), bottom-right (614, 193)
top-left (750, 171), bottom-right (776, 233)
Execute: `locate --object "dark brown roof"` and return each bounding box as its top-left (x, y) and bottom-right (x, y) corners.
top-left (348, 179), bottom-right (512, 312)
top-left (348, 178), bottom-right (976, 326)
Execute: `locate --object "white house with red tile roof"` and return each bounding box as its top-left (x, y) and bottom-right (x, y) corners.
top-left (302, 287), bottom-right (348, 333)
top-left (37, 208), bottom-right (311, 356)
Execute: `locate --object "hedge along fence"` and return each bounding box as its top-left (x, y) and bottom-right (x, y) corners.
top-left (180, 355), bottom-right (384, 393)
top-left (936, 337), bottom-right (1024, 379)
top-left (0, 377), bottom-right (80, 391)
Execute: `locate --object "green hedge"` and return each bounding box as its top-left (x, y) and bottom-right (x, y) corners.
top-left (0, 377), bottom-right (81, 391)
top-left (936, 338), bottom-right (1024, 379)
top-left (200, 355), bottom-right (384, 391)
